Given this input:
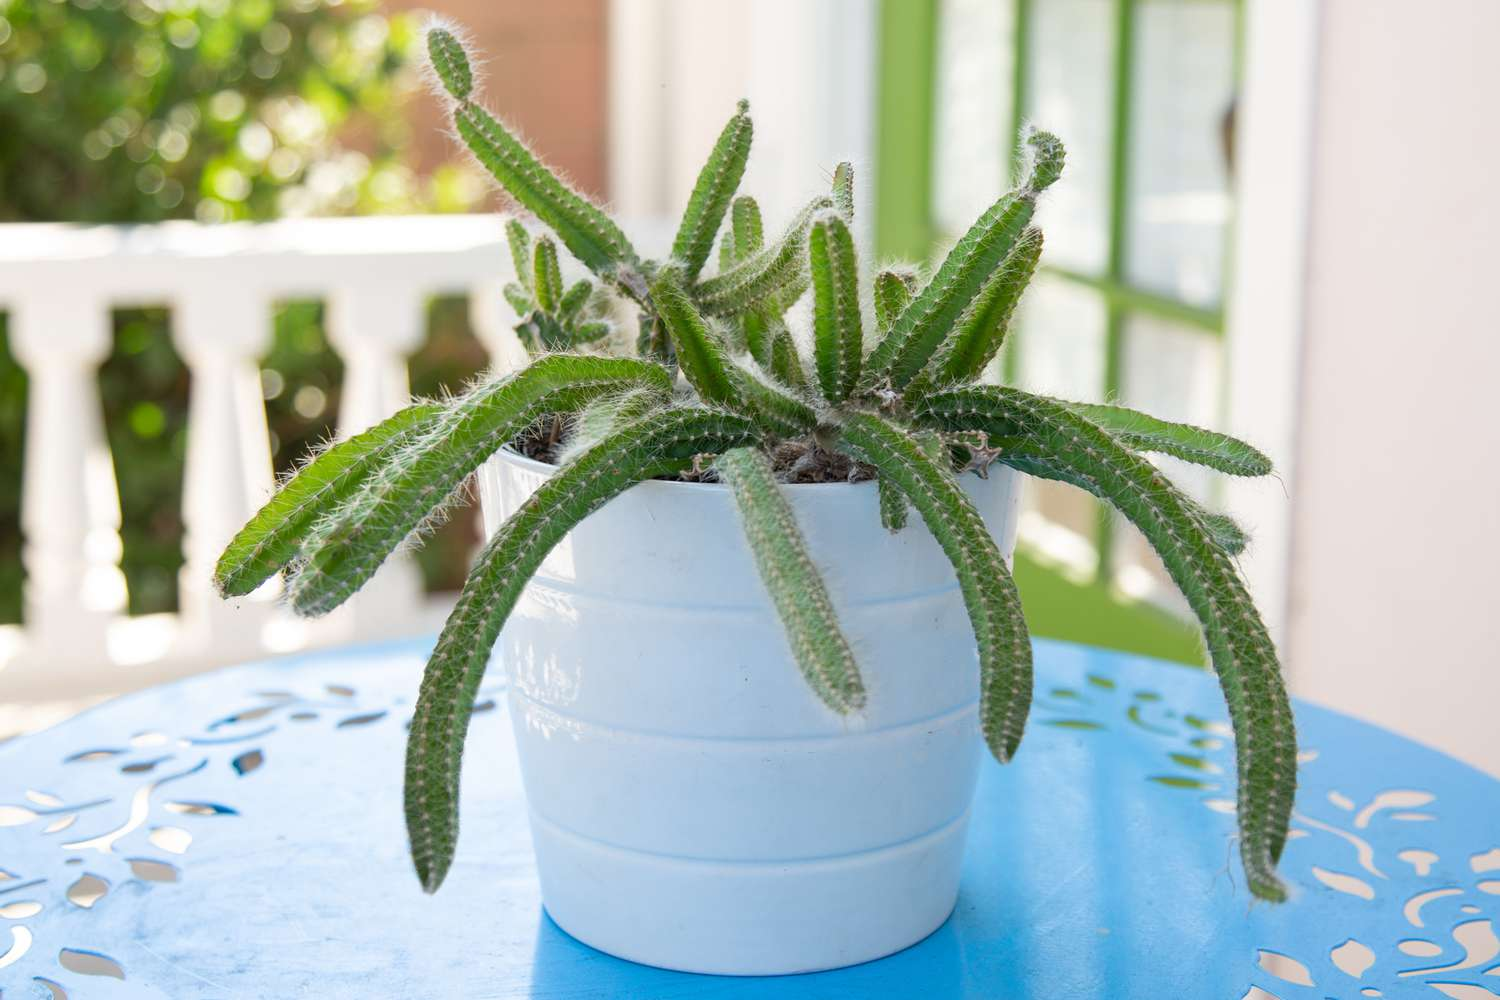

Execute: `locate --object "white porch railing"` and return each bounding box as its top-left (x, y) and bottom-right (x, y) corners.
top-left (0, 214), bottom-right (620, 706)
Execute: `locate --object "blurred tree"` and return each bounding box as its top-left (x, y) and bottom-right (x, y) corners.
top-left (0, 0), bottom-right (486, 621)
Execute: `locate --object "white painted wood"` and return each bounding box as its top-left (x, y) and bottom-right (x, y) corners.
top-left (171, 286), bottom-right (277, 660)
top-left (606, 0), bottom-right (877, 243)
top-left (325, 282), bottom-right (427, 639)
top-left (0, 215), bottom-right (671, 707)
top-left (606, 0), bottom-right (672, 219)
top-left (9, 298), bottom-right (125, 666)
top-left (1284, 0), bottom-right (1500, 777)
top-left (1222, 0), bottom-right (1322, 654)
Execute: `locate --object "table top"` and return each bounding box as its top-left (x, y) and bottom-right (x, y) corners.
top-left (2, 638), bottom-right (1497, 999)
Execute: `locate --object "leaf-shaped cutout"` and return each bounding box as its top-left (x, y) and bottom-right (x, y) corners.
top-left (0, 900), bottom-right (42, 918)
top-left (66, 873), bottom-right (109, 908)
top-left (127, 858), bottom-right (180, 883)
top-left (232, 750), bottom-right (264, 776)
top-left (1044, 719), bottom-right (1105, 731)
top-left (44, 814), bottom-right (77, 834)
top-left (148, 826), bottom-right (192, 854)
top-left (64, 748), bottom-right (124, 763)
top-left (0, 805), bottom-right (37, 827)
top-left (1330, 938), bottom-right (1375, 978)
top-left (25, 790), bottom-right (63, 807)
top-left (121, 756), bottom-right (172, 774)
top-left (338, 711), bottom-right (388, 729)
top-left (32, 976), bottom-right (67, 999)
top-left (1312, 866), bottom-right (1375, 900)
top-left (1257, 949), bottom-right (1315, 986)
top-left (165, 801), bottom-right (238, 816)
top-left (0, 926), bottom-right (33, 971)
top-left (59, 947), bottom-right (126, 979)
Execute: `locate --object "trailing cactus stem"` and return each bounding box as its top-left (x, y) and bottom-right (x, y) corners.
top-left (452, 100), bottom-right (638, 278)
top-left (695, 196), bottom-right (833, 316)
top-left (505, 219), bottom-right (532, 287)
top-left (831, 161), bottom-right (855, 219)
top-left (863, 191), bottom-right (1037, 390)
top-left (809, 212), bottom-right (864, 404)
top-left (873, 269), bottom-right (914, 335)
top-left (769, 324), bottom-right (807, 390)
top-left (672, 100), bottom-right (754, 280)
top-left (918, 385), bottom-right (1295, 902)
top-left (716, 446), bottom-right (865, 714)
top-left (731, 195), bottom-right (764, 259)
top-left (836, 410), bottom-right (1032, 763)
top-left (650, 269), bottom-right (740, 407)
top-left (877, 475), bottom-right (908, 532)
top-left (287, 355), bottom-right (671, 617)
top-left (728, 363), bottom-right (818, 439)
top-left (533, 236), bottom-right (563, 313)
top-left (405, 406), bottom-right (761, 892)
top-left (1062, 401), bottom-right (1273, 477)
top-left (426, 26), bottom-right (473, 101)
top-left (215, 403), bottom-right (443, 597)
top-left (930, 227), bottom-right (1042, 385)
top-left (864, 129), bottom-right (1062, 391)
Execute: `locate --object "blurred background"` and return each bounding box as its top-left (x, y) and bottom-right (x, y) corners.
top-left (1, 0), bottom-right (1495, 774)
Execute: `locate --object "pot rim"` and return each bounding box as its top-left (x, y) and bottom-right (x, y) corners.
top-left (493, 443), bottom-right (928, 495)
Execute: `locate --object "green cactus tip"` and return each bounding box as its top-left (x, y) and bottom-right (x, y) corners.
top-left (427, 23), bottom-right (474, 102)
top-left (1024, 126), bottom-right (1065, 193)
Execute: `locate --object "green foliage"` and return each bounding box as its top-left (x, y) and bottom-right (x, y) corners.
top-left (0, 0), bottom-right (470, 224)
top-left (0, 0), bottom-right (480, 621)
top-left (221, 27), bottom-right (1296, 904)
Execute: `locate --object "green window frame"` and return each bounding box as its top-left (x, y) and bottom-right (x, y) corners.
top-left (876, 0), bottom-right (1242, 589)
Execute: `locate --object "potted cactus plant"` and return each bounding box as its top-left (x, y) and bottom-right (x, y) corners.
top-left (215, 25), bottom-right (1297, 976)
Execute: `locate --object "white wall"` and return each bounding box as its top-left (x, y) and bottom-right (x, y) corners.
top-left (1285, 0), bottom-right (1500, 774)
top-left (607, 0), bottom-right (876, 247)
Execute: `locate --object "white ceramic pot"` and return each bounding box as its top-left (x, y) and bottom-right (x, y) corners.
top-left (476, 448), bottom-right (1022, 976)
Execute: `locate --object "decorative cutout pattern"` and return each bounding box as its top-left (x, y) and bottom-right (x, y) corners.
top-left (1033, 653), bottom-right (1500, 999)
top-left (0, 639), bottom-right (1495, 997)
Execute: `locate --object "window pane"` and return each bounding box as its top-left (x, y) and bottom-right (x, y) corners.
top-left (1014, 278), bottom-right (1109, 546)
top-left (1125, 1), bottom-right (1236, 307)
top-left (1114, 313), bottom-right (1224, 599)
top-left (933, 0), bottom-right (1015, 236)
top-left (1026, 0), bottom-right (1114, 274)
top-left (1118, 313), bottom-right (1224, 502)
top-left (1016, 276), bottom-right (1106, 401)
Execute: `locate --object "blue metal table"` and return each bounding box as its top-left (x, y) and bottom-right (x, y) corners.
top-left (2, 638), bottom-right (1497, 999)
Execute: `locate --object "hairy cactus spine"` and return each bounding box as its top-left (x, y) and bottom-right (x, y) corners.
top-left (716, 446), bottom-right (865, 713)
top-left (404, 407), bottom-right (760, 892)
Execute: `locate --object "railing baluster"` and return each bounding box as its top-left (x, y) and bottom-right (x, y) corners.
top-left (11, 298), bottom-right (125, 666)
top-left (171, 287), bottom-right (276, 659)
top-left (322, 283), bottom-right (426, 638)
